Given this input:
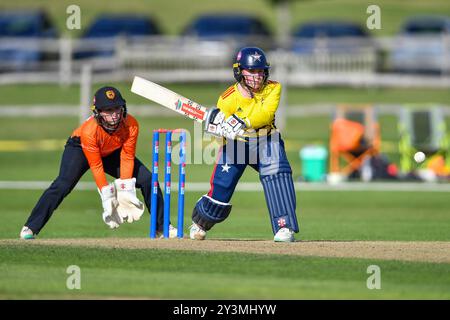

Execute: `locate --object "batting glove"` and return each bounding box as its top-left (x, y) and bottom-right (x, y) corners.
top-left (98, 183), bottom-right (122, 229)
top-left (114, 178), bottom-right (145, 223)
top-left (221, 114), bottom-right (247, 140)
top-left (204, 107), bottom-right (225, 137)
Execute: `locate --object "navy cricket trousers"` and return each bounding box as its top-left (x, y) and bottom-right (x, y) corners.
top-left (202, 131), bottom-right (299, 234)
top-left (208, 131), bottom-right (293, 202)
top-left (25, 136), bottom-right (164, 234)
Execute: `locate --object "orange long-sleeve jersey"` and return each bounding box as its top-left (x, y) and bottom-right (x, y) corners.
top-left (71, 114), bottom-right (139, 189)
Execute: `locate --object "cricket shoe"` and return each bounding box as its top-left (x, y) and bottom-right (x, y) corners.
top-left (19, 226), bottom-right (35, 240)
top-left (189, 223), bottom-right (206, 240)
top-left (274, 227), bottom-right (295, 242)
top-left (156, 224), bottom-right (178, 238)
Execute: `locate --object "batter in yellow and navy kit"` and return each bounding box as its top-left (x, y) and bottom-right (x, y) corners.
top-left (190, 47), bottom-right (299, 242)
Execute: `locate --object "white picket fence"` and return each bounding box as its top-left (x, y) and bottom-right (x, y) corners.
top-left (1, 35), bottom-right (450, 87)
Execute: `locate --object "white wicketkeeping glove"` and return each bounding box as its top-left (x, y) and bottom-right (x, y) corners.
top-left (98, 183), bottom-right (122, 229)
top-left (114, 178), bottom-right (145, 223)
top-left (220, 114), bottom-right (247, 140)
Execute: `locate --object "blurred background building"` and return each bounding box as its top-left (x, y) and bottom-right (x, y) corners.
top-left (1, 1), bottom-right (449, 83)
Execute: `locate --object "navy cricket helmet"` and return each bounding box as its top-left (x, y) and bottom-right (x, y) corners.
top-left (92, 86), bottom-right (126, 110)
top-left (91, 86), bottom-right (127, 132)
top-left (91, 86), bottom-right (127, 116)
top-left (233, 47), bottom-right (270, 83)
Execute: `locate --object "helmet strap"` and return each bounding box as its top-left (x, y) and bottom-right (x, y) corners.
top-left (238, 80), bottom-right (255, 98)
top-left (243, 81), bottom-right (255, 98)
top-left (240, 72), bottom-right (268, 97)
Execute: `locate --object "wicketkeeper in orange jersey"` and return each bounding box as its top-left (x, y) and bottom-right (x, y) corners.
top-left (20, 86), bottom-right (175, 239)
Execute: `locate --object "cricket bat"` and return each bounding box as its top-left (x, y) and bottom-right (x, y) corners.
top-left (131, 76), bottom-right (209, 122)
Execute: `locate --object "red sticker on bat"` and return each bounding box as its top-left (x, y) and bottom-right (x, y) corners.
top-left (180, 103), bottom-right (205, 119)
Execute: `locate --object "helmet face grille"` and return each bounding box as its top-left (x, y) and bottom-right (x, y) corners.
top-left (97, 108), bottom-right (124, 133)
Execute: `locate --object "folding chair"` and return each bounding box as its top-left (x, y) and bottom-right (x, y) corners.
top-left (329, 104), bottom-right (381, 178)
top-left (398, 106), bottom-right (450, 175)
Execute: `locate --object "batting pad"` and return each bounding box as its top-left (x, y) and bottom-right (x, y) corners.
top-left (261, 172), bottom-right (299, 234)
top-left (192, 195), bottom-right (232, 231)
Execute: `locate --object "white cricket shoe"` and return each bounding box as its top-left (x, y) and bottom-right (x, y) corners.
top-left (274, 227), bottom-right (295, 242)
top-left (189, 223), bottom-right (206, 240)
top-left (156, 224), bottom-right (178, 238)
top-left (19, 226), bottom-right (35, 240)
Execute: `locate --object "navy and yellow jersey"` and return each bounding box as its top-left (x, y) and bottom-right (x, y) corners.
top-left (217, 80), bottom-right (281, 133)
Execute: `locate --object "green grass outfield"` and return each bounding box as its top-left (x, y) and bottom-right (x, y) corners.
top-left (0, 114), bottom-right (447, 181)
top-left (1, 83), bottom-right (450, 300)
top-left (1, 83), bottom-right (450, 180)
top-left (1, 245), bottom-right (450, 300)
top-left (0, 189), bottom-right (449, 299)
top-left (2, 83), bottom-right (450, 106)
